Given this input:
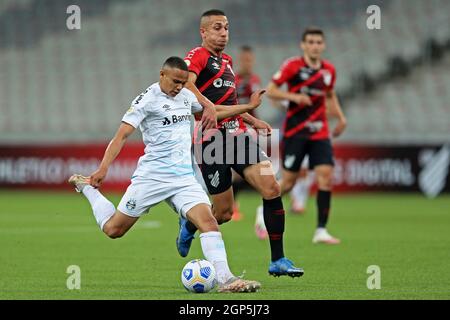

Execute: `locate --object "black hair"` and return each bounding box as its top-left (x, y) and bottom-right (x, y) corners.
top-left (162, 56), bottom-right (188, 71)
top-left (201, 9), bottom-right (226, 18)
top-left (302, 27), bottom-right (325, 41)
top-left (240, 45), bottom-right (253, 52)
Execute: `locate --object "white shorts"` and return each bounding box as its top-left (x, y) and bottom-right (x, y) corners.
top-left (117, 176), bottom-right (211, 219)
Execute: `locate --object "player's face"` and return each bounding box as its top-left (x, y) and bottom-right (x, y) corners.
top-left (201, 15), bottom-right (229, 53)
top-left (239, 51), bottom-right (255, 74)
top-left (159, 68), bottom-right (189, 97)
top-left (301, 34), bottom-right (325, 60)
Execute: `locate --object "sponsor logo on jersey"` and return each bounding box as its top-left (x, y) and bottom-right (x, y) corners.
top-left (213, 78), bottom-right (223, 88)
top-left (162, 104), bottom-right (171, 111)
top-left (300, 71), bottom-right (310, 80)
top-left (126, 106), bottom-right (134, 114)
top-left (305, 121), bottom-right (324, 133)
top-left (162, 113), bottom-right (191, 126)
top-left (211, 61), bottom-right (220, 70)
top-left (221, 119), bottom-right (239, 132)
top-left (213, 78), bottom-right (235, 89)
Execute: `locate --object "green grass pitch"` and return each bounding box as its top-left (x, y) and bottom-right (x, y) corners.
top-left (0, 190), bottom-right (449, 300)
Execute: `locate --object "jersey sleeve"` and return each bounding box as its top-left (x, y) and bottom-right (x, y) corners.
top-left (121, 94), bottom-right (149, 128)
top-left (272, 59), bottom-right (297, 86)
top-left (184, 47), bottom-right (208, 76)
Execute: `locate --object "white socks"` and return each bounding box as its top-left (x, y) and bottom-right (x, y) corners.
top-left (291, 174), bottom-right (314, 206)
top-left (199, 231), bottom-right (234, 284)
top-left (82, 185), bottom-right (115, 230)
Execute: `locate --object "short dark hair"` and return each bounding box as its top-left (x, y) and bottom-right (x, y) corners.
top-left (201, 9), bottom-right (226, 18)
top-left (302, 27), bottom-right (325, 41)
top-left (162, 56), bottom-right (188, 71)
top-left (240, 45), bottom-right (253, 52)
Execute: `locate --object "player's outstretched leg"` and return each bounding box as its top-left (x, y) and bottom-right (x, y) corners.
top-left (68, 174), bottom-right (115, 231)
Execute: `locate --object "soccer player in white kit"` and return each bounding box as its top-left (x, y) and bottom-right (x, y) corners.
top-left (68, 57), bottom-right (264, 293)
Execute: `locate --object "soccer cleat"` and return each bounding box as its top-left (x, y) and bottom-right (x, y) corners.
top-left (312, 228), bottom-right (341, 245)
top-left (68, 174), bottom-right (90, 193)
top-left (268, 257), bottom-right (304, 278)
top-left (254, 205), bottom-right (268, 240)
top-left (217, 277), bottom-right (261, 293)
top-left (176, 216), bottom-right (195, 257)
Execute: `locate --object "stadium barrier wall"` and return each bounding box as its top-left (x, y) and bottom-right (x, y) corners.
top-left (0, 143), bottom-right (449, 197)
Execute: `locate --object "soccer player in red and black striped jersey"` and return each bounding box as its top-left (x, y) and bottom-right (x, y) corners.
top-left (267, 27), bottom-right (347, 244)
top-left (231, 45), bottom-right (262, 221)
top-left (177, 9), bottom-right (303, 277)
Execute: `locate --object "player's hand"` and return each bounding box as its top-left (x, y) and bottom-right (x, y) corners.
top-left (248, 89), bottom-right (266, 110)
top-left (292, 93), bottom-right (312, 106)
top-left (332, 116), bottom-right (347, 138)
top-left (252, 119), bottom-right (272, 136)
top-left (200, 101), bottom-right (217, 132)
top-left (90, 167), bottom-right (108, 188)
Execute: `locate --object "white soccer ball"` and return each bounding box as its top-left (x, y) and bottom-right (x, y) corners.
top-left (181, 259), bottom-right (217, 293)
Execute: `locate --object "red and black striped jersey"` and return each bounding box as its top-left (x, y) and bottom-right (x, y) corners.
top-left (273, 56), bottom-right (336, 140)
top-left (235, 73), bottom-right (261, 118)
top-left (184, 46), bottom-right (246, 134)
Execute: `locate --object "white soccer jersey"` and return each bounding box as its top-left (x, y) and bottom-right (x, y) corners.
top-left (122, 83), bottom-right (202, 181)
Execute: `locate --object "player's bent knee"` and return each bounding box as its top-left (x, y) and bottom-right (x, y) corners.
top-left (215, 207), bottom-right (234, 224)
top-left (103, 225), bottom-right (126, 239)
top-left (261, 180), bottom-right (281, 199)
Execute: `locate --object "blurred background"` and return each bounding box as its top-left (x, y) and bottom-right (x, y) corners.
top-left (0, 0), bottom-right (449, 195)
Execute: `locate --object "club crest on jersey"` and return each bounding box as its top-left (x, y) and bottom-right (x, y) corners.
top-left (284, 155), bottom-right (296, 169)
top-left (226, 63), bottom-right (235, 76)
top-left (184, 99), bottom-right (189, 107)
top-left (126, 199), bottom-right (137, 211)
top-left (322, 70), bottom-right (332, 86)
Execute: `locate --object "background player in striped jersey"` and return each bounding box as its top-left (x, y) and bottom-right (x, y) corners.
top-left (178, 9), bottom-right (303, 277)
top-left (266, 27), bottom-right (347, 244)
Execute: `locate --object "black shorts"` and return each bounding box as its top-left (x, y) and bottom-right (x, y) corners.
top-left (281, 137), bottom-right (334, 172)
top-left (195, 131), bottom-right (270, 195)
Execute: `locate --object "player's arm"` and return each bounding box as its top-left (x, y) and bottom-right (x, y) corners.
top-left (326, 90), bottom-right (347, 138)
top-left (185, 72), bottom-right (217, 130)
top-left (240, 112), bottom-right (272, 135)
top-left (266, 81), bottom-right (312, 106)
top-left (90, 122), bottom-right (135, 187)
top-left (215, 89), bottom-right (265, 120)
